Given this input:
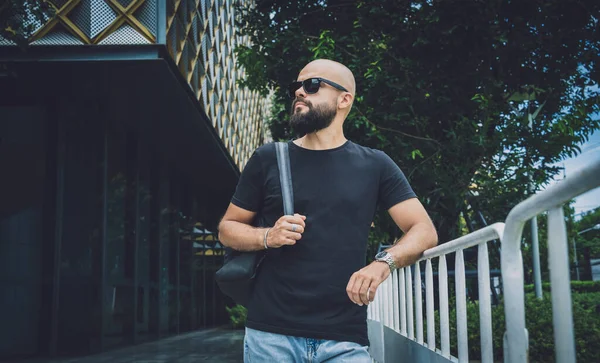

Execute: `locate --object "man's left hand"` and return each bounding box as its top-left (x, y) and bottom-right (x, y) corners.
top-left (346, 261), bottom-right (391, 306)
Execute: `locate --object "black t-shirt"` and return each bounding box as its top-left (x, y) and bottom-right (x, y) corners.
top-left (231, 140), bottom-right (416, 346)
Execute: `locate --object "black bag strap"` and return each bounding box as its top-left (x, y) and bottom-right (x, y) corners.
top-left (275, 142), bottom-right (294, 216)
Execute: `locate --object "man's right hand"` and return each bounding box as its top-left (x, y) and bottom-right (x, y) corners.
top-left (266, 213), bottom-right (306, 248)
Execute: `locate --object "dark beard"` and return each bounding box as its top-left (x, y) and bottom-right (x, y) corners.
top-left (289, 100), bottom-right (336, 137)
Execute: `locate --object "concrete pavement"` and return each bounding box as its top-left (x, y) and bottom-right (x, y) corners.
top-left (22, 328), bottom-right (244, 363)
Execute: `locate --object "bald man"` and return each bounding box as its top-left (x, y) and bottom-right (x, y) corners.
top-left (219, 59), bottom-right (438, 362)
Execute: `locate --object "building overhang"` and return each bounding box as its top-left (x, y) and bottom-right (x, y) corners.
top-left (0, 45), bottom-right (241, 229)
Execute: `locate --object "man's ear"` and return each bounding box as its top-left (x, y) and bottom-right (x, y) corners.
top-left (338, 92), bottom-right (354, 110)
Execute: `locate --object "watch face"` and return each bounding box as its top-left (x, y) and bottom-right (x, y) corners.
top-left (375, 251), bottom-right (386, 259)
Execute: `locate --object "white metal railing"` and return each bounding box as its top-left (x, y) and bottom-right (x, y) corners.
top-left (368, 223), bottom-right (504, 363)
top-left (502, 158), bottom-right (600, 363)
top-left (368, 158), bottom-right (600, 363)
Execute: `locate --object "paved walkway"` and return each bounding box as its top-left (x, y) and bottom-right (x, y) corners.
top-left (24, 328), bottom-right (244, 363)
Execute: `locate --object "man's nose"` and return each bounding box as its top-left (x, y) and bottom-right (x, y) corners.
top-left (295, 85), bottom-right (307, 99)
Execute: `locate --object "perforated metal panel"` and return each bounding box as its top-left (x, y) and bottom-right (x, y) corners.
top-left (117, 0), bottom-right (135, 8)
top-left (135, 0), bottom-right (157, 37)
top-left (30, 28), bottom-right (85, 45)
top-left (90, 0), bottom-right (118, 39)
top-left (98, 23), bottom-right (151, 44)
top-left (21, 0), bottom-right (156, 45)
top-left (68, 0), bottom-right (92, 38)
top-left (166, 0), bottom-right (268, 168)
top-left (0, 35), bottom-right (16, 46)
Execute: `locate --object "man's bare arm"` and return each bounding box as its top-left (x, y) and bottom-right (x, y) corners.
top-left (386, 198), bottom-right (438, 267)
top-left (218, 203), bottom-right (306, 251)
top-left (346, 198), bottom-right (437, 306)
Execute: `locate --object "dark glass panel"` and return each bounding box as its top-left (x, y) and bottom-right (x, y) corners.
top-left (56, 102), bottom-right (104, 355)
top-left (148, 151), bottom-right (161, 337)
top-left (178, 183), bottom-right (193, 333)
top-left (168, 170), bottom-right (180, 335)
top-left (0, 106), bottom-right (46, 359)
top-left (136, 140), bottom-right (152, 342)
top-left (103, 123), bottom-right (128, 349)
top-left (158, 168), bottom-right (170, 335)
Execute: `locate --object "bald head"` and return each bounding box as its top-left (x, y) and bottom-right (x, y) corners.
top-left (299, 59), bottom-right (356, 96)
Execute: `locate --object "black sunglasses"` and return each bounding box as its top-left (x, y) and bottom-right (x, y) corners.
top-left (287, 77), bottom-right (349, 99)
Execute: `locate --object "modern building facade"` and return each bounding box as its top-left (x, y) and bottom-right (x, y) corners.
top-left (0, 0), bottom-right (268, 360)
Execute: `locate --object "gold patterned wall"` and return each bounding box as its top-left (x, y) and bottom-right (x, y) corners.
top-left (166, 0), bottom-right (268, 168)
top-left (1, 0), bottom-right (268, 169)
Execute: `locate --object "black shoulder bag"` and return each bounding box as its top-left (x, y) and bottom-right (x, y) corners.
top-left (215, 142), bottom-right (294, 306)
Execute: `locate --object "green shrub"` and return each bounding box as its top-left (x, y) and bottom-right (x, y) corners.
top-left (225, 304), bottom-right (247, 329)
top-left (524, 291), bottom-right (600, 362)
top-left (440, 292), bottom-right (600, 362)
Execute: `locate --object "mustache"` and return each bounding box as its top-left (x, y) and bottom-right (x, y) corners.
top-left (292, 98), bottom-right (312, 109)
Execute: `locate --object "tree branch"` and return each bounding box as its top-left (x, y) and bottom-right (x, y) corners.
top-left (293, 2), bottom-right (357, 20)
top-left (408, 149), bottom-right (441, 179)
top-left (305, 35), bottom-right (358, 59)
top-left (354, 106), bottom-right (442, 145)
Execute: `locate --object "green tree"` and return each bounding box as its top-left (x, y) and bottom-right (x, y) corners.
top-left (574, 207), bottom-right (600, 260)
top-left (0, 0), bottom-right (54, 48)
top-left (235, 0), bottom-right (600, 245)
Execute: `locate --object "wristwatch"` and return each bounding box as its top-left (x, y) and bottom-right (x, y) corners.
top-left (375, 251), bottom-right (397, 272)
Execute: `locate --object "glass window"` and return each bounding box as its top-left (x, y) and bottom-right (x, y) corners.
top-left (57, 107), bottom-right (104, 354)
top-left (103, 123), bottom-right (128, 348)
top-left (0, 106), bottom-right (47, 358)
top-left (136, 141), bottom-right (151, 341)
top-left (158, 168), bottom-right (171, 335)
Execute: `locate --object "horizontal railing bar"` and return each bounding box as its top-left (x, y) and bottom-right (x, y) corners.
top-left (420, 223), bottom-right (504, 261)
top-left (505, 159), bottom-right (600, 229)
top-left (418, 269), bottom-right (501, 278)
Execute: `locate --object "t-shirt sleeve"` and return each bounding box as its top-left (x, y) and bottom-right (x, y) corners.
top-left (378, 151), bottom-right (417, 210)
top-left (231, 150), bottom-right (264, 212)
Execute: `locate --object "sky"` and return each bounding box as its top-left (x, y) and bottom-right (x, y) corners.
top-left (545, 129), bottom-right (600, 218)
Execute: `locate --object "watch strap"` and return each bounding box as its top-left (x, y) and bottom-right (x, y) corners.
top-left (376, 252), bottom-right (397, 271)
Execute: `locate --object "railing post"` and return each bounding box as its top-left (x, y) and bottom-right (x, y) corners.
top-left (426, 259), bottom-right (435, 351)
top-left (415, 262), bottom-right (423, 344)
top-left (456, 250), bottom-right (468, 363)
top-left (406, 266), bottom-right (414, 340)
top-left (547, 207), bottom-right (576, 363)
top-left (531, 216), bottom-right (543, 299)
top-left (439, 255), bottom-right (450, 358)
top-left (382, 274), bottom-right (391, 328)
top-left (392, 269), bottom-right (400, 332)
top-left (501, 220), bottom-right (528, 363)
top-left (387, 275), bottom-right (394, 328)
top-left (399, 268), bottom-right (407, 335)
top-left (478, 242), bottom-right (494, 363)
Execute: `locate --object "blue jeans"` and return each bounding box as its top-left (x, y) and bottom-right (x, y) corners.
top-left (244, 327), bottom-right (371, 363)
